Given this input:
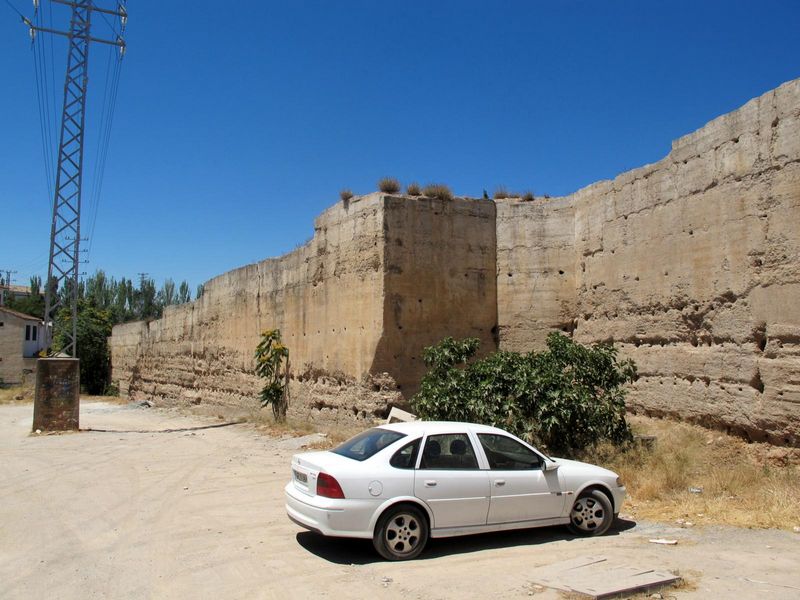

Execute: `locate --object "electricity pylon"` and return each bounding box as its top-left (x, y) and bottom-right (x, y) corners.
top-left (21, 0), bottom-right (126, 355)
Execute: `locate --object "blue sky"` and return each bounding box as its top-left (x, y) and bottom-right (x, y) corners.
top-left (1, 0), bottom-right (799, 294)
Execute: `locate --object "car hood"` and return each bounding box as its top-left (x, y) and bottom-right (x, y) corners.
top-left (551, 457), bottom-right (618, 480)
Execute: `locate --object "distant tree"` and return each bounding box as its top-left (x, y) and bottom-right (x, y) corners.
top-left (6, 276), bottom-right (45, 318)
top-left (178, 280), bottom-right (191, 304)
top-left (196, 283), bottom-right (205, 299)
top-left (158, 278), bottom-right (176, 308)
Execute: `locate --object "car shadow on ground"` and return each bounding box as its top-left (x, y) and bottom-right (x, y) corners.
top-left (296, 517), bottom-right (638, 565)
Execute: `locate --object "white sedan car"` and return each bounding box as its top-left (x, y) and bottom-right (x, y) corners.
top-left (285, 421), bottom-right (626, 560)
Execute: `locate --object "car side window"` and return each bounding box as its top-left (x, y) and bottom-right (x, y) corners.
top-left (478, 434), bottom-right (543, 470)
top-left (419, 434), bottom-right (479, 470)
top-left (390, 438), bottom-right (421, 469)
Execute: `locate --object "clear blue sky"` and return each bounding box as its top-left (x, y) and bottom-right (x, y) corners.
top-left (1, 0), bottom-right (799, 294)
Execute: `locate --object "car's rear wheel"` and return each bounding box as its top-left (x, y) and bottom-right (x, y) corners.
top-left (373, 504), bottom-right (429, 560)
top-left (568, 489), bottom-right (613, 536)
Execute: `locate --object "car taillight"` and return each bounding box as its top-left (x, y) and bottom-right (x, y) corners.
top-left (317, 472), bottom-right (345, 499)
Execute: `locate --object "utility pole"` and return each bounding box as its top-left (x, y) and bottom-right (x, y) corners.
top-left (21, 0), bottom-right (126, 355)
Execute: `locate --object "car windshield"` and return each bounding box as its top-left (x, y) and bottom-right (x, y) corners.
top-left (332, 428), bottom-right (406, 461)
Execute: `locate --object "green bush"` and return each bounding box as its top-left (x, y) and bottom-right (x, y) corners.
top-left (411, 333), bottom-right (636, 456)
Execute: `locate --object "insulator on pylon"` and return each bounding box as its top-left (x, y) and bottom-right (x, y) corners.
top-left (118, 39), bottom-right (126, 57)
top-left (33, 0), bottom-right (39, 12)
top-left (29, 27), bottom-right (35, 42)
top-left (119, 4), bottom-right (127, 30)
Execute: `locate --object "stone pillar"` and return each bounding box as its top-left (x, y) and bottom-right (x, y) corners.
top-left (32, 358), bottom-right (80, 431)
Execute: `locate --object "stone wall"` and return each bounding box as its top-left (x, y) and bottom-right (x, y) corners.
top-left (110, 193), bottom-right (500, 424)
top-left (111, 78), bottom-right (800, 443)
top-left (496, 78), bottom-right (800, 445)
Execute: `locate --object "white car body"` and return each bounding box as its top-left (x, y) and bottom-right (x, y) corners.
top-left (285, 421), bottom-right (625, 553)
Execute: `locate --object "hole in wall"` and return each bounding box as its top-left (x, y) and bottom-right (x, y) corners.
top-left (558, 270), bottom-right (564, 275)
top-left (772, 117), bottom-right (779, 127)
top-left (749, 369), bottom-right (765, 394)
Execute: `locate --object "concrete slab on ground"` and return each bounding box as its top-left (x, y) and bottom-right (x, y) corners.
top-left (530, 555), bottom-right (680, 599)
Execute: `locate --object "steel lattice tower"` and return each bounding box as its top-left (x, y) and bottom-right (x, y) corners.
top-left (23, 1), bottom-right (126, 355)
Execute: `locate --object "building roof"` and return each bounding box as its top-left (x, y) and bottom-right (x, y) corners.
top-left (9, 285), bottom-right (30, 294)
top-left (0, 306), bottom-right (42, 322)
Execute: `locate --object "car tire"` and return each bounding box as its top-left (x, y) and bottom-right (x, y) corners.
top-left (373, 504), bottom-right (429, 561)
top-left (567, 489), bottom-right (614, 536)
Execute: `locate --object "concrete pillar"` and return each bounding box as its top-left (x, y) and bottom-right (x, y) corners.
top-left (32, 358), bottom-right (80, 431)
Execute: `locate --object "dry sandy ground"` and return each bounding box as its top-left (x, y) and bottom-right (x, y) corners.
top-left (1, 401), bottom-right (798, 600)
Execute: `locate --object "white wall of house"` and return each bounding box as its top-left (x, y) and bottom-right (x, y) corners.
top-left (0, 309), bottom-right (44, 384)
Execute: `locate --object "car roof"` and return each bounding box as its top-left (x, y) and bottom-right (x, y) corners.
top-left (378, 421), bottom-right (509, 436)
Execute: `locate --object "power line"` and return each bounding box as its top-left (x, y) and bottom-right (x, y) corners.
top-left (2, 0), bottom-right (24, 20)
top-left (17, 1), bottom-right (128, 356)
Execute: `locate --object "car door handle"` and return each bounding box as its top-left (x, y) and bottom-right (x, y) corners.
top-left (424, 480), bottom-right (437, 487)
top-left (494, 480), bottom-right (506, 487)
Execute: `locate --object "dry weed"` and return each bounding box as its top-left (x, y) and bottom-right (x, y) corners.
top-left (378, 177), bottom-right (401, 194)
top-left (590, 416), bottom-right (800, 530)
top-left (0, 385), bottom-right (34, 404)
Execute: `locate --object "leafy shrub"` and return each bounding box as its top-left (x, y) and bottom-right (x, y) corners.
top-left (340, 189), bottom-right (354, 202)
top-left (421, 183), bottom-right (453, 201)
top-left (378, 177), bottom-right (401, 194)
top-left (521, 191), bottom-right (535, 202)
top-left (255, 329), bottom-right (290, 421)
top-left (411, 332), bottom-right (636, 456)
top-left (406, 182), bottom-right (421, 196)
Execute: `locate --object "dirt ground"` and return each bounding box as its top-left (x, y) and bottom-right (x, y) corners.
top-left (1, 401), bottom-right (798, 600)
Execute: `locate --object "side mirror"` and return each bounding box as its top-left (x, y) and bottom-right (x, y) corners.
top-left (544, 460), bottom-right (560, 472)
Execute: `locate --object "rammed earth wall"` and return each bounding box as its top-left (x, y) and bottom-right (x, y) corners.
top-left (111, 78), bottom-right (800, 444)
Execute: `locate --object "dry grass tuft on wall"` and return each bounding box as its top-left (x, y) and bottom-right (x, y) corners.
top-left (421, 183), bottom-right (453, 201)
top-left (378, 177), bottom-right (401, 194)
top-left (406, 182), bottom-right (421, 196)
top-left (339, 189), bottom-right (354, 202)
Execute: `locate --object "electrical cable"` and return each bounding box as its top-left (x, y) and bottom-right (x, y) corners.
top-left (2, 0), bottom-right (24, 20)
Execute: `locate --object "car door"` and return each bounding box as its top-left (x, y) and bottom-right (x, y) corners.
top-left (414, 432), bottom-right (490, 529)
top-left (477, 433), bottom-right (565, 524)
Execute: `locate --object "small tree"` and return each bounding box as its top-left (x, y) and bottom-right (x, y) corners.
top-left (254, 329), bottom-right (290, 421)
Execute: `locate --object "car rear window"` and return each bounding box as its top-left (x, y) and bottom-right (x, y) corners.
top-left (332, 428), bottom-right (406, 461)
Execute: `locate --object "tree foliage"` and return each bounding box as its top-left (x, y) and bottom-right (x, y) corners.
top-left (254, 329), bottom-right (290, 421)
top-left (411, 333), bottom-right (637, 456)
top-left (52, 300), bottom-right (113, 395)
top-left (8, 270), bottom-right (199, 393)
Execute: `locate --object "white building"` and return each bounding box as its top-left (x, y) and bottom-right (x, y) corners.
top-left (0, 307), bottom-right (46, 385)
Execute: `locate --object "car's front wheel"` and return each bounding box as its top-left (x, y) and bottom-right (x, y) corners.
top-left (373, 504), bottom-right (429, 560)
top-left (568, 489), bottom-right (614, 536)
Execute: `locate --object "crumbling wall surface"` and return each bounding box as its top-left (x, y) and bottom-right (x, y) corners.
top-left (495, 197), bottom-right (576, 349)
top-left (374, 196), bottom-right (498, 394)
top-left (110, 194), bottom-right (398, 424)
top-left (569, 78), bottom-right (800, 444)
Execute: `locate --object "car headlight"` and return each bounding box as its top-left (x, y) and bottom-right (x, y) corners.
top-left (616, 476), bottom-right (624, 487)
